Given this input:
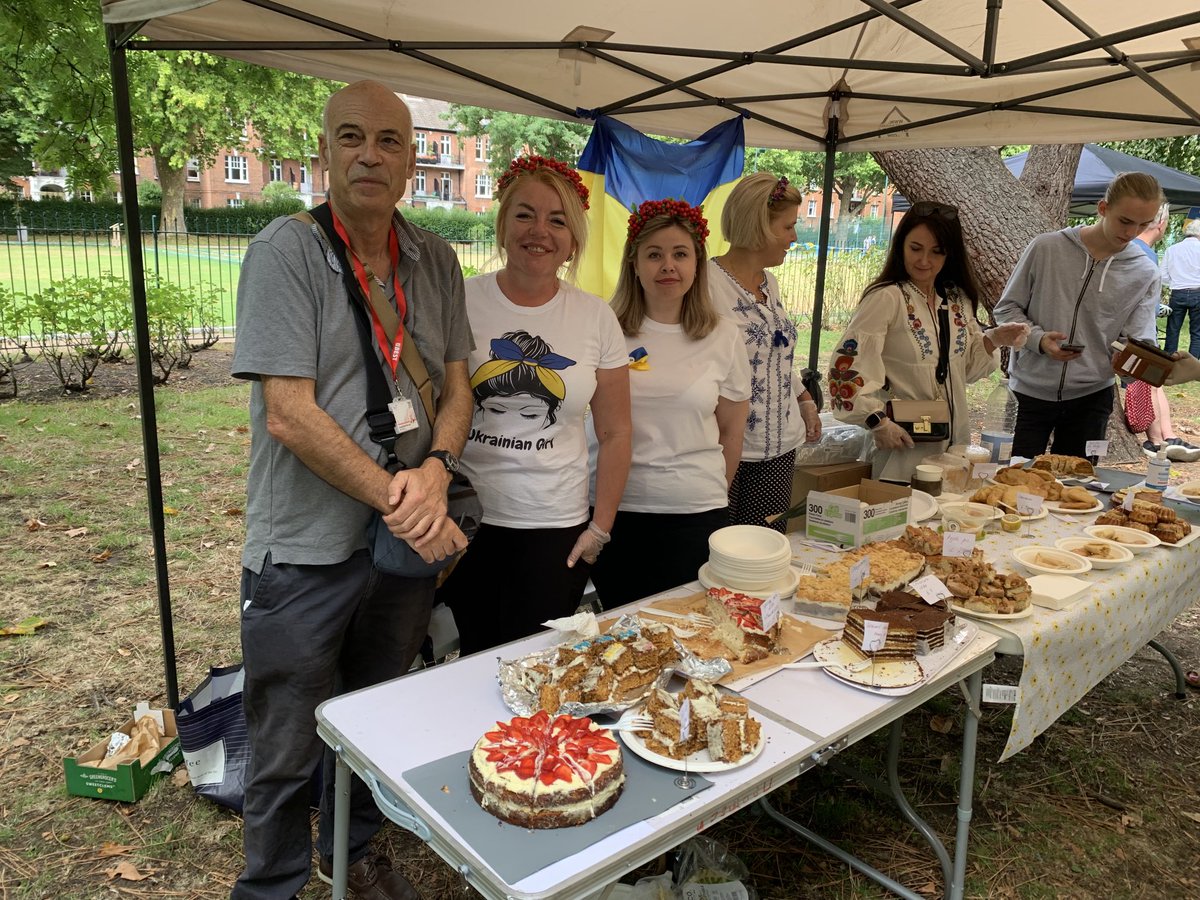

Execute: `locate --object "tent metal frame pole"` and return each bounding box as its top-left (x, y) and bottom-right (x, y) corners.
top-left (809, 112), bottom-right (839, 373)
top-left (999, 10), bottom-right (1200, 73)
top-left (105, 24), bottom-right (179, 710)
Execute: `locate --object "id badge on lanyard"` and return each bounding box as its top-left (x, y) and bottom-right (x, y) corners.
top-left (389, 396), bottom-right (419, 435)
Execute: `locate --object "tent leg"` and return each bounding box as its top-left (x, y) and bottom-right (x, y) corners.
top-left (808, 110), bottom-right (839, 372)
top-left (106, 26), bottom-right (179, 709)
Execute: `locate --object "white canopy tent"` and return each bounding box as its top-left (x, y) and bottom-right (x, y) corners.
top-left (97, 0), bottom-right (1200, 706)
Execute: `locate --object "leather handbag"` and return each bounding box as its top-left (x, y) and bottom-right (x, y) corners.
top-left (885, 399), bottom-right (951, 442)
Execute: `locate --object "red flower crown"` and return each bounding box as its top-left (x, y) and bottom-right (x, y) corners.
top-left (495, 155), bottom-right (590, 210)
top-left (768, 176), bottom-right (791, 204)
top-left (626, 199), bottom-right (710, 246)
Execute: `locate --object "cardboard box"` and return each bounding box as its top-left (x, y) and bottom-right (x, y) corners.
top-left (786, 462), bottom-right (873, 533)
top-left (63, 707), bottom-right (182, 802)
top-left (806, 479), bottom-right (911, 548)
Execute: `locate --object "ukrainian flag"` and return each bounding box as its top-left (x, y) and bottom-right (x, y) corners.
top-left (576, 116), bottom-right (745, 300)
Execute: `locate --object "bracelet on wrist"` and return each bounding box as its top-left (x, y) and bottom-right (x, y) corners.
top-left (799, 398), bottom-right (817, 405)
top-left (586, 521), bottom-right (611, 544)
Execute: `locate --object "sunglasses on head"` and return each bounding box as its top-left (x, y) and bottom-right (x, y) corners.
top-left (911, 202), bottom-right (959, 221)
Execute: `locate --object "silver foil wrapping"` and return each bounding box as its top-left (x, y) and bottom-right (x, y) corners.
top-left (497, 614), bottom-right (732, 717)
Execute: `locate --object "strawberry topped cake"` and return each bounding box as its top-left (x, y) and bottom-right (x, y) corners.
top-left (468, 711), bottom-right (625, 828)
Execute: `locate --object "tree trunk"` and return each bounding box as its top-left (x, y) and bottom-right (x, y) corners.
top-left (155, 150), bottom-right (189, 235)
top-left (1019, 144), bottom-right (1083, 227)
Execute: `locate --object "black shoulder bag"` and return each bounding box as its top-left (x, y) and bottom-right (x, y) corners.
top-left (294, 207), bottom-right (480, 577)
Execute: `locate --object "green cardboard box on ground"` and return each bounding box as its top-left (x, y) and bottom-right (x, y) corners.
top-left (806, 479), bottom-right (912, 548)
top-left (786, 462), bottom-right (873, 534)
top-left (63, 705), bottom-right (182, 802)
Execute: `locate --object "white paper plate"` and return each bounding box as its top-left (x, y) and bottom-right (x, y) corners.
top-left (810, 638), bottom-right (924, 688)
top-left (939, 501), bottom-right (1003, 521)
top-left (908, 489), bottom-right (939, 523)
top-left (618, 721), bottom-right (765, 773)
top-left (1083, 525), bottom-right (1161, 551)
top-left (948, 601), bottom-right (1035, 621)
top-left (698, 562), bottom-right (800, 599)
top-left (1011, 545), bottom-right (1092, 576)
top-left (1053, 537), bottom-right (1134, 569)
top-left (1043, 497), bottom-right (1104, 514)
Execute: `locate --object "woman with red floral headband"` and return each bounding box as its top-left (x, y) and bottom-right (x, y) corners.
top-left (709, 172), bottom-right (821, 532)
top-left (586, 200), bottom-right (751, 607)
top-left (439, 155), bottom-right (632, 653)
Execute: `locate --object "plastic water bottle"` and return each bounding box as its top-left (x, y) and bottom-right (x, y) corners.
top-left (1147, 447), bottom-right (1171, 490)
top-left (980, 378), bottom-right (1017, 464)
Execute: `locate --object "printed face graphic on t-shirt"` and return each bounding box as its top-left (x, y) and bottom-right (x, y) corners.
top-left (469, 330), bottom-right (576, 439)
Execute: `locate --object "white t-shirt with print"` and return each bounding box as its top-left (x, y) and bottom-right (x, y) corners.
top-left (589, 317), bottom-right (750, 514)
top-left (462, 271), bottom-right (627, 528)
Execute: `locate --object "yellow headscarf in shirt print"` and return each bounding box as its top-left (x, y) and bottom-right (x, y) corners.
top-left (469, 333), bottom-right (577, 426)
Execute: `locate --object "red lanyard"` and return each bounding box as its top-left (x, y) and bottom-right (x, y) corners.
top-left (330, 209), bottom-right (407, 377)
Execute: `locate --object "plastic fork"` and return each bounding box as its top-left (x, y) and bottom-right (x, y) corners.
top-left (793, 559), bottom-right (816, 576)
top-left (641, 607), bottom-right (715, 628)
top-left (782, 658), bottom-right (871, 673)
top-left (608, 715), bottom-right (653, 733)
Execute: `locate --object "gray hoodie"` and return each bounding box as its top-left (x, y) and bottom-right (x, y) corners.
top-left (994, 226), bottom-right (1157, 402)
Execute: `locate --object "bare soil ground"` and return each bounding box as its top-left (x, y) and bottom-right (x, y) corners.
top-left (1, 343), bottom-right (1198, 899)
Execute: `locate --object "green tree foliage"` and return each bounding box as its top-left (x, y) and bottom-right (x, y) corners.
top-left (447, 106), bottom-right (592, 176)
top-left (261, 181), bottom-right (301, 205)
top-left (0, 0), bottom-right (337, 233)
top-left (1101, 136), bottom-right (1200, 175)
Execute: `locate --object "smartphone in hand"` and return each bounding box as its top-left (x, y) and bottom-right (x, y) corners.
top-left (1059, 342), bottom-right (1085, 352)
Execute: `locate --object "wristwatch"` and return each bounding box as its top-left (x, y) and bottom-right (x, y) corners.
top-left (864, 411), bottom-right (888, 430)
top-left (425, 450), bottom-right (460, 474)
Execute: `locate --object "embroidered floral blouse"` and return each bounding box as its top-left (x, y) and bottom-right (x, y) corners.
top-left (708, 260), bottom-right (804, 461)
top-left (828, 282), bottom-right (996, 466)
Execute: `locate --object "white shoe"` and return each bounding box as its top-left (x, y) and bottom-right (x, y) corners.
top-left (1165, 440), bottom-right (1200, 462)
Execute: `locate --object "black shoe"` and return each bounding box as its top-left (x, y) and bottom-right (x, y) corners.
top-left (317, 854), bottom-right (421, 900)
top-left (1143, 440), bottom-right (1162, 457)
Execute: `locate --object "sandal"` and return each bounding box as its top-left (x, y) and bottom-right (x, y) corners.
top-left (1187, 671), bottom-right (1200, 690)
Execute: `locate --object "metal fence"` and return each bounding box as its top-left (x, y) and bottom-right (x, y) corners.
top-left (1, 220), bottom-right (882, 335)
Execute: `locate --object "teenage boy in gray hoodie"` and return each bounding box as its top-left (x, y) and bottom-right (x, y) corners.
top-left (994, 172), bottom-right (1165, 459)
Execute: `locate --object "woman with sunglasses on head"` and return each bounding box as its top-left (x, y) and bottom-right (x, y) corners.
top-left (828, 202), bottom-right (1029, 482)
top-left (438, 155), bottom-right (632, 654)
top-left (709, 173), bottom-right (821, 532)
top-left (587, 200), bottom-right (751, 608)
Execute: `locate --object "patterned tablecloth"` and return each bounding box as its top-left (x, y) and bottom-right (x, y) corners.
top-left (788, 509), bottom-right (1200, 762)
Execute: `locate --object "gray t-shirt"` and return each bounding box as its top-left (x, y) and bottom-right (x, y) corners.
top-left (232, 211), bottom-right (472, 572)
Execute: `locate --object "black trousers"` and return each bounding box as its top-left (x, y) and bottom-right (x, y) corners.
top-left (1012, 385), bottom-right (1114, 459)
top-left (438, 521), bottom-right (591, 655)
top-left (589, 507), bottom-right (728, 610)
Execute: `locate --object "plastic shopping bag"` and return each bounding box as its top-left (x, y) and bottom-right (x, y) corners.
top-left (175, 663), bottom-right (249, 812)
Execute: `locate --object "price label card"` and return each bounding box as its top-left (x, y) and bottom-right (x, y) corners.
top-left (910, 574), bottom-right (952, 604)
top-left (1085, 440), bottom-right (1108, 459)
top-left (850, 557), bottom-right (871, 591)
top-left (973, 462), bottom-right (1000, 481)
top-left (759, 593), bottom-right (781, 631)
top-left (678, 698), bottom-right (691, 742)
top-left (861, 619), bottom-right (889, 653)
top-left (1016, 492), bottom-right (1043, 516)
top-left (982, 683), bottom-right (1020, 704)
top-left (943, 531), bottom-right (976, 558)
top-left (1122, 490), bottom-right (1135, 511)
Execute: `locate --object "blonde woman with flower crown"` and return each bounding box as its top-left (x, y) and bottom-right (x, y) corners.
top-left (439, 155), bottom-right (632, 653)
top-left (709, 172), bottom-right (820, 532)
top-left (586, 200), bottom-right (750, 608)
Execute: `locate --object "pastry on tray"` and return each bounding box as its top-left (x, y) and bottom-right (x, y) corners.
top-left (642, 680), bottom-right (761, 764)
top-left (1031, 453), bottom-right (1095, 477)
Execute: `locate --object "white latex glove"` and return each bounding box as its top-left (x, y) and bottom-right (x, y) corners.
top-left (567, 521), bottom-right (611, 567)
top-left (1165, 352), bottom-right (1200, 386)
top-left (985, 322), bottom-right (1030, 349)
top-left (871, 418), bottom-right (915, 450)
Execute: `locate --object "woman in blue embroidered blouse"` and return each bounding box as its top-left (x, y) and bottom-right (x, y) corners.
top-left (827, 202), bottom-right (1028, 482)
top-left (709, 172), bottom-right (821, 532)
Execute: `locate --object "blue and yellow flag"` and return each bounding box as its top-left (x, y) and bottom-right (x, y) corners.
top-left (576, 116), bottom-right (745, 299)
